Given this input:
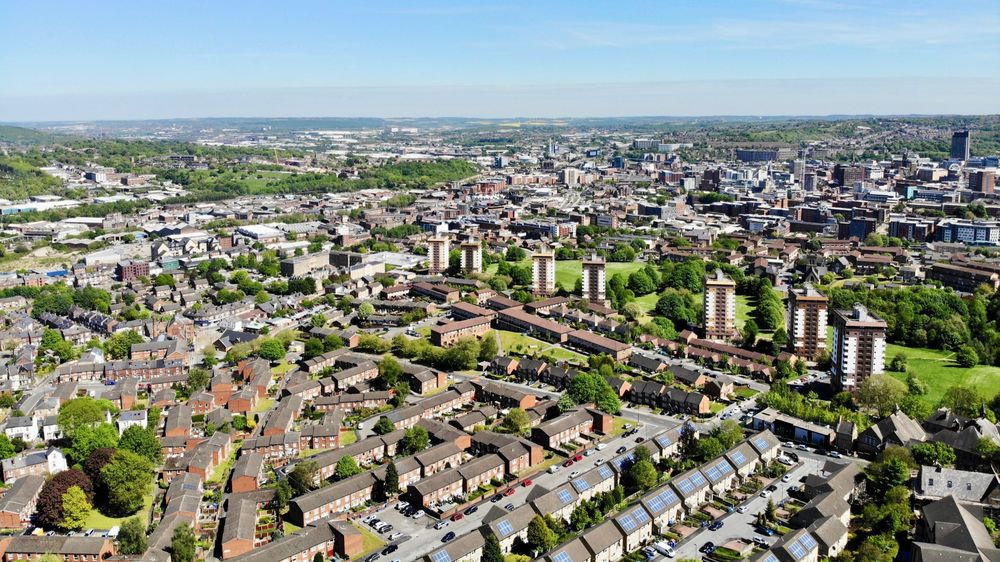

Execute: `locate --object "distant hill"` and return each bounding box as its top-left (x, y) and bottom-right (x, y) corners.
top-left (0, 125), bottom-right (71, 146)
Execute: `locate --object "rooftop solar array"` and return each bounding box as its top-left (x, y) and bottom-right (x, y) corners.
top-left (690, 471), bottom-right (708, 487)
top-left (573, 477), bottom-right (590, 492)
top-left (497, 520), bottom-right (514, 537)
top-left (799, 533), bottom-right (818, 551)
top-left (753, 436), bottom-right (771, 450)
top-left (729, 450), bottom-right (747, 465)
top-left (557, 489), bottom-right (574, 504)
top-left (645, 487), bottom-right (680, 513)
top-left (656, 433), bottom-right (673, 447)
top-left (431, 550), bottom-right (451, 562)
top-left (553, 552), bottom-right (572, 562)
top-left (762, 554), bottom-right (780, 562)
top-left (598, 465), bottom-right (613, 479)
top-left (704, 458), bottom-right (734, 481)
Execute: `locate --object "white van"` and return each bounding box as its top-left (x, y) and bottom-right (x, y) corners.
top-left (548, 464), bottom-right (560, 474)
top-left (653, 541), bottom-right (675, 557)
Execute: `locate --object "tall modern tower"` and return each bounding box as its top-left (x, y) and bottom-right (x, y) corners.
top-left (532, 245), bottom-right (556, 296)
top-left (951, 130), bottom-right (971, 161)
top-left (787, 284), bottom-right (828, 360)
top-left (427, 236), bottom-right (449, 275)
top-left (581, 254), bottom-right (607, 305)
top-left (460, 239), bottom-right (482, 274)
top-left (703, 270), bottom-right (737, 341)
top-left (832, 304), bottom-right (887, 392)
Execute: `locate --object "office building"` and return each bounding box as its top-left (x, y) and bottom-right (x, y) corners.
top-left (787, 284), bottom-right (828, 360)
top-left (936, 219), bottom-right (1000, 245)
top-left (532, 246), bottom-right (555, 296)
top-left (969, 170), bottom-right (996, 193)
top-left (459, 240), bottom-right (482, 274)
top-left (832, 304), bottom-right (887, 392)
top-left (703, 270), bottom-right (737, 341)
top-left (581, 255), bottom-right (607, 305)
top-left (951, 130), bottom-right (971, 161)
top-left (427, 236), bottom-right (449, 275)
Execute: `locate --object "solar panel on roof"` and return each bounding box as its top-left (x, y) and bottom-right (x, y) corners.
top-left (557, 489), bottom-right (573, 504)
top-left (799, 534), bottom-right (818, 550)
top-left (754, 436), bottom-right (769, 450)
top-left (763, 554), bottom-right (780, 562)
top-left (573, 478), bottom-right (590, 492)
top-left (676, 478), bottom-right (694, 494)
top-left (661, 488), bottom-right (678, 504)
top-left (656, 434), bottom-right (672, 447)
top-left (646, 495), bottom-right (665, 513)
top-left (632, 507), bottom-right (649, 523)
top-left (618, 513), bottom-right (636, 532)
top-left (730, 450), bottom-right (747, 465)
top-left (789, 541), bottom-right (807, 560)
top-left (598, 465), bottom-right (613, 479)
top-left (497, 520), bottom-right (514, 537)
top-left (691, 472), bottom-right (707, 486)
top-left (551, 551), bottom-right (573, 562)
top-left (431, 551), bottom-right (452, 562)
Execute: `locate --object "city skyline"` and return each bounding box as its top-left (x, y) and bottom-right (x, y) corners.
top-left (2, 0), bottom-right (999, 121)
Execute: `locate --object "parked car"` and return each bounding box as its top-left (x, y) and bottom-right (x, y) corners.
top-left (522, 479), bottom-right (533, 487)
top-left (382, 545), bottom-right (398, 555)
top-left (491, 494), bottom-right (503, 503)
top-left (441, 532), bottom-right (456, 543)
top-left (504, 503), bottom-right (515, 511)
top-left (412, 511), bottom-right (426, 519)
top-left (451, 513), bottom-right (464, 522)
top-left (434, 521), bottom-right (449, 530)
top-left (616, 446), bottom-right (628, 454)
top-left (387, 532), bottom-right (403, 541)
top-left (760, 489), bottom-right (773, 498)
top-left (781, 475), bottom-right (791, 483)
top-left (708, 521), bottom-right (724, 531)
top-left (563, 459), bottom-right (574, 467)
top-left (752, 537), bottom-right (769, 547)
top-left (699, 542), bottom-right (716, 554)
top-left (737, 505), bottom-right (749, 514)
top-left (365, 554), bottom-right (380, 562)
top-left (796, 443), bottom-right (809, 451)
top-left (464, 505), bottom-right (479, 515)
top-left (766, 485), bottom-right (778, 492)
top-left (596, 443), bottom-right (607, 450)
top-left (569, 470), bottom-right (581, 478)
top-left (635, 436), bottom-right (645, 443)
top-left (503, 488), bottom-right (516, 497)
top-left (574, 454), bottom-right (583, 462)
top-left (828, 451), bottom-right (843, 458)
top-left (394, 502), bottom-right (409, 511)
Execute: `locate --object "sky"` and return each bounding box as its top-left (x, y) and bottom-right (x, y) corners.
top-left (1, 0), bottom-right (999, 121)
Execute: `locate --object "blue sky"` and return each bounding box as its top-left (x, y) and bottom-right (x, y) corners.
top-left (1, 0), bottom-right (998, 121)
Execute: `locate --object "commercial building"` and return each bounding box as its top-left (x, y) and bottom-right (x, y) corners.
top-left (951, 130), bottom-right (971, 161)
top-left (532, 246), bottom-right (556, 296)
top-left (582, 254), bottom-right (607, 304)
top-left (703, 270), bottom-right (737, 341)
top-left (969, 170), bottom-right (996, 193)
top-left (427, 236), bottom-right (449, 275)
top-left (937, 219), bottom-right (1000, 245)
top-left (787, 284), bottom-right (828, 360)
top-left (832, 304), bottom-right (887, 392)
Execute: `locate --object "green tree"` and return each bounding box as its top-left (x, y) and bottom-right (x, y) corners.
top-left (58, 397), bottom-right (113, 438)
top-left (335, 456), bottom-right (362, 480)
top-left (68, 422), bottom-right (119, 465)
top-left (373, 417), bottom-right (396, 435)
top-left (274, 479), bottom-right (293, 512)
top-left (857, 375), bottom-right (908, 418)
top-left (103, 330), bottom-right (144, 360)
top-left (401, 426), bottom-right (430, 454)
top-left (527, 515), bottom-right (559, 554)
top-left (557, 394), bottom-right (577, 413)
top-left (187, 367), bottom-right (210, 392)
top-left (100, 450), bottom-right (154, 516)
top-left (385, 461), bottom-right (400, 495)
top-left (0, 434), bottom-right (16, 459)
top-left (888, 353), bottom-right (908, 372)
top-left (377, 354), bottom-right (403, 389)
top-left (742, 319), bottom-right (759, 347)
top-left (118, 517), bottom-right (148, 555)
top-left (289, 461), bottom-right (318, 495)
top-left (956, 345), bottom-right (979, 368)
top-left (942, 385), bottom-right (984, 417)
top-left (911, 442), bottom-right (957, 467)
top-left (357, 302), bottom-right (375, 319)
top-left (483, 533), bottom-right (504, 562)
top-left (257, 339), bottom-right (286, 361)
top-left (170, 523), bottom-right (197, 562)
top-left (119, 425), bottom-right (163, 464)
top-left (60, 486), bottom-right (91, 531)
top-left (478, 332), bottom-right (498, 362)
top-left (624, 459), bottom-right (657, 492)
top-left (500, 408), bottom-right (531, 435)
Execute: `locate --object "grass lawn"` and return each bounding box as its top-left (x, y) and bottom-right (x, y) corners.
top-left (353, 524), bottom-right (386, 560)
top-left (709, 402), bottom-right (726, 415)
top-left (253, 397), bottom-right (276, 414)
top-left (282, 521), bottom-right (301, 535)
top-left (736, 295), bottom-right (752, 329)
top-left (417, 326), bottom-right (432, 337)
top-left (633, 292), bottom-right (660, 324)
top-left (554, 260), bottom-right (647, 289)
top-left (885, 343), bottom-right (1000, 405)
top-left (340, 429), bottom-right (358, 446)
top-left (84, 492), bottom-right (154, 529)
top-left (520, 453), bottom-right (565, 477)
top-left (498, 330), bottom-right (548, 355)
top-left (543, 346), bottom-right (588, 364)
top-left (272, 361), bottom-right (296, 375)
top-left (610, 416), bottom-right (639, 437)
top-left (209, 447), bottom-right (239, 484)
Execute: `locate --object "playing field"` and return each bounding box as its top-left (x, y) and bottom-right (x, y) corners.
top-left (884, 343), bottom-right (1000, 405)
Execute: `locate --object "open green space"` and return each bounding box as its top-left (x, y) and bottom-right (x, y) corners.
top-left (209, 447), bottom-right (240, 484)
top-left (253, 397), bottom-right (276, 414)
top-left (340, 429), bottom-right (358, 446)
top-left (485, 259), bottom-right (647, 290)
top-left (498, 330), bottom-right (548, 355)
top-left (353, 524), bottom-right (386, 560)
top-left (272, 361), bottom-right (296, 375)
top-left (84, 492), bottom-right (154, 529)
top-left (885, 343), bottom-right (1000, 405)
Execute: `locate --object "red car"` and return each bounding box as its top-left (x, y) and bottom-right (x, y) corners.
top-left (451, 513), bottom-right (464, 522)
top-left (574, 454), bottom-right (584, 462)
top-left (521, 479), bottom-right (533, 487)
top-left (503, 488), bottom-right (516, 497)
top-left (563, 459), bottom-right (574, 467)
